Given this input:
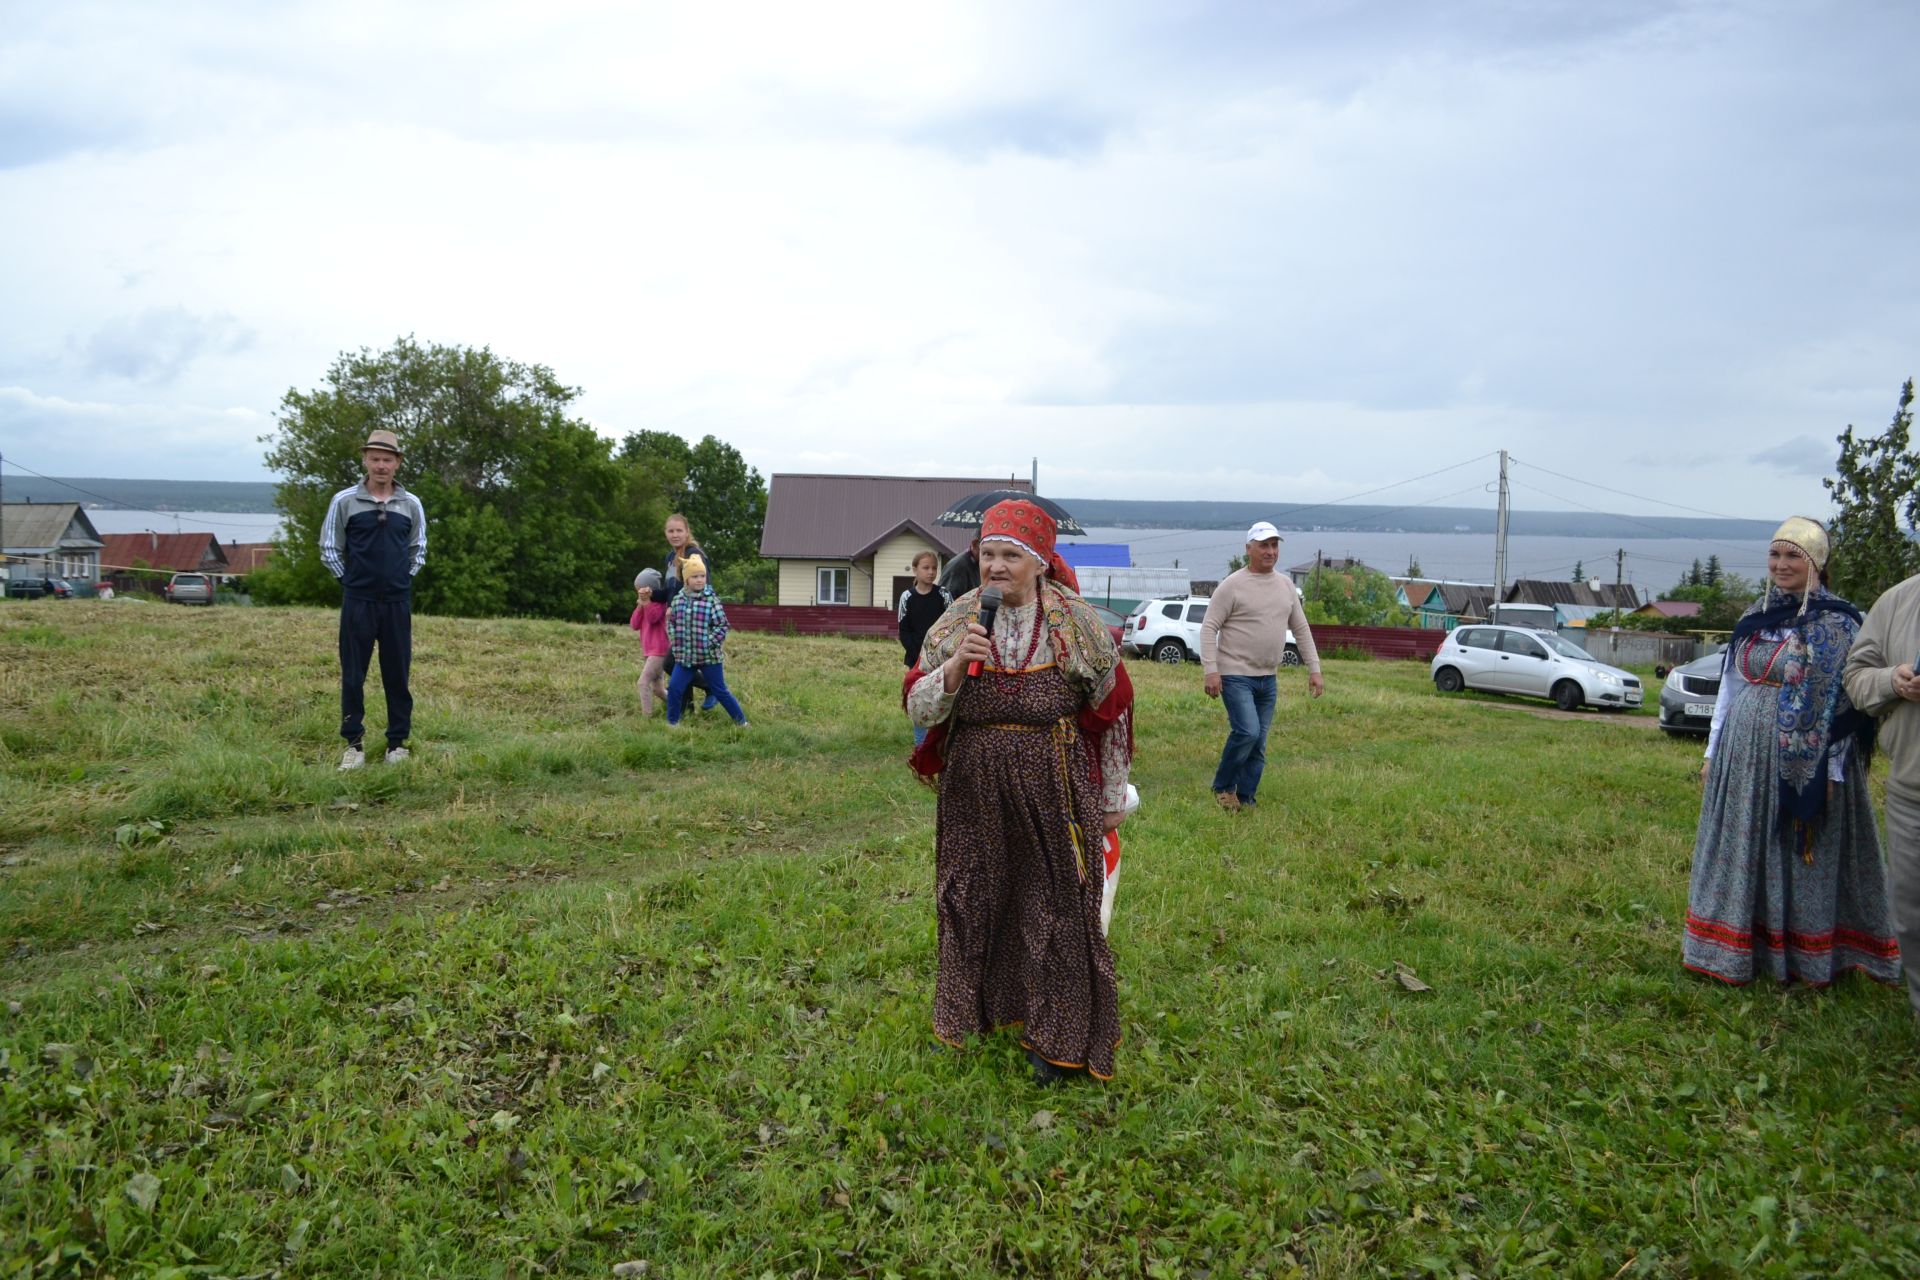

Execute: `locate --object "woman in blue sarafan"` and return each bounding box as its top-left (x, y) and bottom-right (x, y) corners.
top-left (1684, 516), bottom-right (1901, 988)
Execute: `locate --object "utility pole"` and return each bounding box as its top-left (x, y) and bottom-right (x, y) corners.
top-left (1616, 547), bottom-right (1625, 608)
top-left (1492, 449), bottom-right (1510, 604)
top-left (1031, 456), bottom-right (1038, 495)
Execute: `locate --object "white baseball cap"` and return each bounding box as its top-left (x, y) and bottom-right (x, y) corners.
top-left (1246, 521), bottom-right (1282, 542)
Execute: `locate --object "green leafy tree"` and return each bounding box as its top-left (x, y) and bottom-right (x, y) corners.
top-left (1571, 559), bottom-right (1583, 582)
top-left (683, 436), bottom-right (768, 570)
top-left (256, 337), bottom-right (643, 622)
top-left (1226, 553), bottom-right (1248, 572)
top-left (616, 431), bottom-right (767, 574)
top-left (713, 557), bottom-right (778, 603)
top-left (1406, 554), bottom-right (1423, 577)
top-left (1703, 555), bottom-right (1722, 587)
top-left (1658, 571), bottom-right (1765, 632)
top-left (1824, 379), bottom-right (1920, 605)
top-left (1301, 563), bottom-right (1414, 626)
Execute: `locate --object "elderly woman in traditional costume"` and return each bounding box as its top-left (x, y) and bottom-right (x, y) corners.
top-left (904, 500), bottom-right (1134, 1084)
top-left (1684, 517), bottom-right (1901, 987)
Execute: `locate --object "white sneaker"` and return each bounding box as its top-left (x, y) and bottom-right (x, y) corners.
top-left (338, 746), bottom-right (366, 771)
top-left (385, 746), bottom-right (411, 764)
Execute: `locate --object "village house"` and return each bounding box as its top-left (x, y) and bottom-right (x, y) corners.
top-left (758, 474), bottom-right (1032, 608)
top-left (97, 531), bottom-right (231, 588)
top-left (0, 502), bottom-right (106, 588)
top-left (1632, 599), bottom-right (1704, 622)
top-left (222, 540), bottom-right (277, 575)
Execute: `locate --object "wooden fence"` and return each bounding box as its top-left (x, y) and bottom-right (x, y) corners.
top-left (1307, 624), bottom-right (1444, 660)
top-left (727, 605), bottom-right (898, 638)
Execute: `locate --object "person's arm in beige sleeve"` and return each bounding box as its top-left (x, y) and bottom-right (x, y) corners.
top-left (1286, 587), bottom-right (1324, 697)
top-left (1843, 601), bottom-right (1904, 715)
top-left (1200, 583), bottom-right (1231, 698)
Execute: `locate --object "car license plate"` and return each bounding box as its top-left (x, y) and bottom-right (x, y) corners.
top-left (1684, 701), bottom-right (1713, 717)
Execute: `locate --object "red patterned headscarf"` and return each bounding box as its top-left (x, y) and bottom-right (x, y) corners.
top-left (980, 499), bottom-right (1057, 568)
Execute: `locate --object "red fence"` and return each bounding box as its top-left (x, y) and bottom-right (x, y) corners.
top-left (1311, 624), bottom-right (1444, 660)
top-left (725, 606), bottom-right (1441, 661)
top-left (727, 605), bottom-right (897, 638)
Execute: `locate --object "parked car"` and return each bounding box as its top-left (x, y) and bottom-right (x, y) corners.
top-left (1124, 596), bottom-right (1301, 666)
top-left (164, 572), bottom-right (216, 606)
top-left (1658, 650), bottom-right (1723, 736)
top-left (1429, 624), bottom-right (1643, 711)
top-left (1086, 603), bottom-right (1128, 647)
top-left (5, 576), bottom-right (73, 599)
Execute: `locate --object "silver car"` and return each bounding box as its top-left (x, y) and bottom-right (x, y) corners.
top-left (1657, 651), bottom-right (1723, 736)
top-left (1430, 624), bottom-right (1643, 712)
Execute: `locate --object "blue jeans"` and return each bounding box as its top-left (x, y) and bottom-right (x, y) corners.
top-left (1211, 674), bottom-right (1277, 803)
top-left (668, 662), bottom-right (746, 724)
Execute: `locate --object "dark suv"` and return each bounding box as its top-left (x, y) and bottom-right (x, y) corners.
top-left (6, 576), bottom-right (74, 599)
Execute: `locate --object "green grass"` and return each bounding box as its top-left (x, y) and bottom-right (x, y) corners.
top-left (2, 601), bottom-right (1916, 1278)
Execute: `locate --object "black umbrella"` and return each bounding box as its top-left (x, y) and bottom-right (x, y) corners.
top-left (934, 489), bottom-right (1086, 537)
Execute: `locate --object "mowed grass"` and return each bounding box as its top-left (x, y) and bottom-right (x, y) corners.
top-left (1, 601), bottom-right (1916, 1279)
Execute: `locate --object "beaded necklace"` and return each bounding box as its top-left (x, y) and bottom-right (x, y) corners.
top-left (986, 596), bottom-right (1048, 692)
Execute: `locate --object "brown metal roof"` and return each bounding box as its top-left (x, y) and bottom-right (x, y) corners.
top-left (760, 474), bottom-right (1033, 559)
top-left (1505, 578), bottom-right (1643, 609)
top-left (98, 532), bottom-right (231, 574)
top-left (1, 502), bottom-right (105, 552)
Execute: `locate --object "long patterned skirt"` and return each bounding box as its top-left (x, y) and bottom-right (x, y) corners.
top-left (1684, 672), bottom-right (1901, 986)
top-left (933, 664), bottom-right (1121, 1078)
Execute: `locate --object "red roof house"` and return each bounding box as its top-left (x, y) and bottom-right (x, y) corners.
top-left (98, 532), bottom-right (231, 579)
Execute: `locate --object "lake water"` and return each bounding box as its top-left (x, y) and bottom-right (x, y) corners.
top-left (1070, 526), bottom-right (1769, 595)
top-left (87, 510), bottom-right (284, 542)
top-left (77, 510), bottom-right (1769, 600)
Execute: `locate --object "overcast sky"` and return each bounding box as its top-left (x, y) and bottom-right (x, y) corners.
top-left (3, 0), bottom-right (1916, 521)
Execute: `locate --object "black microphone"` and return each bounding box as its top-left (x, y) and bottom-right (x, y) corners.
top-left (967, 586), bottom-right (1002, 678)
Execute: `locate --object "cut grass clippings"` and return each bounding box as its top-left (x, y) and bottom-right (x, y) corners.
top-left (1, 600), bottom-right (1916, 1278)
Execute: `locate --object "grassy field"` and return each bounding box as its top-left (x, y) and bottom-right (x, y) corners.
top-left (1, 600), bottom-right (1916, 1279)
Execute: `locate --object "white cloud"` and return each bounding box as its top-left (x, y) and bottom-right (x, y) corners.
top-left (0, 0), bottom-right (1916, 522)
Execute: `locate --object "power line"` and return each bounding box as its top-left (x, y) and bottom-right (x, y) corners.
top-left (1508, 457), bottom-right (1769, 524)
top-left (1505, 478), bottom-right (1757, 555)
top-left (0, 459), bottom-right (278, 533)
top-left (1080, 452), bottom-right (1502, 548)
top-left (1262, 452), bottom-right (1502, 524)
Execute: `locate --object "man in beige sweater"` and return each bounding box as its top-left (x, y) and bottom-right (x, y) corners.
top-left (1841, 572), bottom-right (1920, 1025)
top-left (1200, 522), bottom-right (1324, 813)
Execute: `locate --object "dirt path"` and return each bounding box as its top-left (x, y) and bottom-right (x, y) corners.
top-left (1463, 697), bottom-right (1664, 728)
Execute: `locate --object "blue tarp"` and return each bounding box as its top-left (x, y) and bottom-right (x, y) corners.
top-left (1057, 542), bottom-right (1130, 568)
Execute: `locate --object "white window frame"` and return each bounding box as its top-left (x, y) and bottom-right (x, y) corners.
top-left (817, 566), bottom-right (849, 605)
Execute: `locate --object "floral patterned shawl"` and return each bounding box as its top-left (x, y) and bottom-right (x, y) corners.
top-left (903, 580), bottom-right (1134, 784)
top-left (1727, 582), bottom-right (1870, 827)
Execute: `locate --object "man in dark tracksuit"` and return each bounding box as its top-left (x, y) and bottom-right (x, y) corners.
top-left (319, 429), bottom-right (427, 770)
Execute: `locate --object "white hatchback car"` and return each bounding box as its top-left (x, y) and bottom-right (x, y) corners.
top-left (1429, 624), bottom-right (1642, 712)
top-left (1124, 596), bottom-right (1301, 666)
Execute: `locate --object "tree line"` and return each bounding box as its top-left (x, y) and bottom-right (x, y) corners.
top-left (250, 338), bottom-right (770, 622)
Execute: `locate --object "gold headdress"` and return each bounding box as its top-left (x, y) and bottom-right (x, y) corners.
top-left (1770, 516), bottom-right (1829, 570)
top-left (1770, 516), bottom-right (1829, 615)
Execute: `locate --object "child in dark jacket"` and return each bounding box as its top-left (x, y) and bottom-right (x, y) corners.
top-left (897, 549), bottom-right (951, 745)
top-left (665, 557), bottom-right (748, 726)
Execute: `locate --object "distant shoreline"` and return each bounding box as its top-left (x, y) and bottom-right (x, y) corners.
top-left (19, 476), bottom-right (1784, 543)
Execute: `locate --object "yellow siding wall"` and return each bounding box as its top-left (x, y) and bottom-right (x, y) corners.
top-left (870, 532), bottom-right (943, 603)
top-left (776, 558), bottom-right (878, 607)
top-left (776, 534), bottom-right (943, 607)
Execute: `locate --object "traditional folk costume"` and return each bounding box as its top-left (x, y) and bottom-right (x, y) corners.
top-left (904, 500), bottom-right (1134, 1079)
top-left (1684, 518), bottom-right (1901, 987)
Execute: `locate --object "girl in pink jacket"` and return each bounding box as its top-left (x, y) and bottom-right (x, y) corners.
top-left (631, 568), bottom-right (669, 715)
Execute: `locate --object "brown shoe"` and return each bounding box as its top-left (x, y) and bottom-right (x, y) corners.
top-left (1215, 791), bottom-right (1241, 813)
